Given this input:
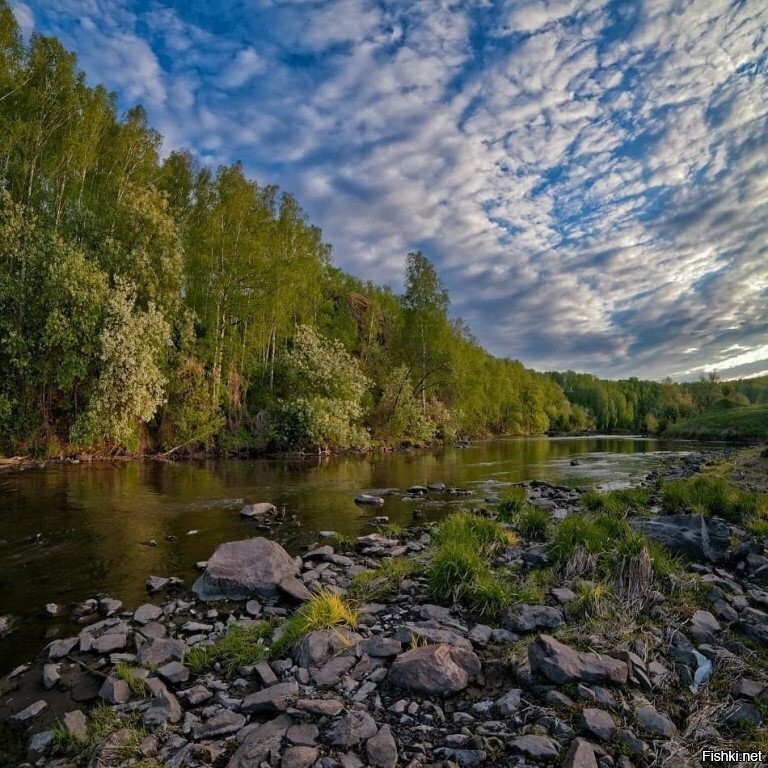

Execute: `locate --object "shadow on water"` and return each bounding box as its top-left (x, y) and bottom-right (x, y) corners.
top-left (0, 436), bottom-right (696, 673)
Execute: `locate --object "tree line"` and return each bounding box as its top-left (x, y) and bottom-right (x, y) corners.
top-left (0, 5), bottom-right (764, 456)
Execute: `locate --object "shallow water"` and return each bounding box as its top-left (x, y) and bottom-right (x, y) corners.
top-left (0, 436), bottom-right (696, 673)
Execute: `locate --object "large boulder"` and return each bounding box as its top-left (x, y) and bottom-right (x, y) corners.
top-left (629, 514), bottom-right (731, 563)
top-left (193, 538), bottom-right (300, 601)
top-left (388, 643), bottom-right (480, 694)
top-left (528, 635), bottom-right (628, 685)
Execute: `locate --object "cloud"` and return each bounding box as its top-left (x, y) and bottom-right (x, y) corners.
top-left (23, 0), bottom-right (768, 381)
top-left (10, 1), bottom-right (34, 37)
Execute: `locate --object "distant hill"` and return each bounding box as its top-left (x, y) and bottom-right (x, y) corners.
top-left (664, 402), bottom-right (768, 442)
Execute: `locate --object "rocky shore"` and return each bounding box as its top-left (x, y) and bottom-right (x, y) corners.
top-left (2, 449), bottom-right (768, 768)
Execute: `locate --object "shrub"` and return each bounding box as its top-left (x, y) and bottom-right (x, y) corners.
top-left (517, 505), bottom-right (551, 541)
top-left (582, 486), bottom-right (652, 517)
top-left (497, 488), bottom-right (526, 522)
top-left (185, 621), bottom-right (271, 677)
top-left (661, 475), bottom-right (758, 522)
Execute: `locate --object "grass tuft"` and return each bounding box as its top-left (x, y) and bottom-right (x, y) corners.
top-left (582, 486), bottom-right (652, 517)
top-left (185, 621), bottom-right (271, 677)
top-left (348, 557), bottom-right (420, 602)
top-left (516, 505), bottom-right (551, 541)
top-left (497, 487), bottom-right (526, 522)
top-left (661, 475), bottom-right (758, 523)
top-left (114, 663), bottom-right (148, 698)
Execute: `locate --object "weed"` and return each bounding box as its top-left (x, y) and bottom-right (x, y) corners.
top-left (114, 662), bottom-right (148, 697)
top-left (433, 511), bottom-right (516, 551)
top-left (582, 486), bottom-right (652, 516)
top-left (185, 621), bottom-right (271, 677)
top-left (465, 569), bottom-right (511, 621)
top-left (428, 539), bottom-right (486, 603)
top-left (348, 557), bottom-right (420, 602)
top-left (508, 567), bottom-right (554, 604)
top-left (569, 579), bottom-right (612, 618)
top-left (661, 475), bottom-right (758, 523)
top-left (497, 487), bottom-right (527, 522)
top-left (516, 505), bottom-right (551, 541)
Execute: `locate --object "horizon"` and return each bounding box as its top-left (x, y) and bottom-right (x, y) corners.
top-left (14, 0), bottom-right (768, 382)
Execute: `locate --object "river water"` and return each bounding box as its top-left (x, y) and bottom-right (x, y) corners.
top-left (0, 436), bottom-right (697, 673)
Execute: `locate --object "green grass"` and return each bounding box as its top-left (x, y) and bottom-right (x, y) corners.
top-left (582, 486), bottom-right (652, 516)
top-left (569, 579), bottom-right (612, 619)
top-left (661, 474), bottom-right (760, 523)
top-left (114, 663), bottom-right (148, 697)
top-left (185, 621), bottom-right (272, 677)
top-left (664, 402), bottom-right (768, 442)
top-left (432, 511), bottom-right (516, 550)
top-left (348, 557), bottom-right (421, 602)
top-left (516, 505), bottom-right (551, 541)
top-left (507, 567), bottom-right (554, 604)
top-left (497, 487), bottom-right (526, 522)
top-left (272, 590), bottom-right (358, 657)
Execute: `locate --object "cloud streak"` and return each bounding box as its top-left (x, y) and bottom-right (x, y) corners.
top-left (18, 0), bottom-right (768, 380)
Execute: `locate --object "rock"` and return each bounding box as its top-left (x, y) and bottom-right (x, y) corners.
top-left (366, 724), bottom-right (398, 768)
top-left (62, 710), bottom-right (88, 739)
top-left (503, 604), bottom-right (564, 633)
top-left (178, 685), bottom-right (213, 706)
top-left (193, 538), bottom-right (300, 601)
top-left (91, 632), bottom-right (128, 654)
top-left (528, 635), bottom-right (628, 685)
top-left (158, 661), bottom-right (190, 685)
top-left (551, 587), bottom-right (577, 603)
top-left (394, 624), bottom-right (473, 650)
top-left (136, 637), bottom-right (186, 667)
top-left (295, 628), bottom-right (363, 668)
top-left (511, 734), bottom-right (560, 760)
top-left (564, 738), bottom-right (599, 768)
top-left (388, 643), bottom-right (481, 694)
top-left (255, 661), bottom-right (279, 686)
top-left (634, 703), bottom-right (676, 737)
top-left (354, 493), bottom-right (385, 506)
top-left (242, 680), bottom-right (299, 713)
top-left (227, 714), bottom-right (294, 768)
top-left (279, 576), bottom-right (313, 602)
top-left (48, 636), bottom-right (78, 660)
top-left (730, 678), bottom-right (767, 700)
top-left (42, 663), bottom-right (60, 690)
top-left (326, 710), bottom-right (378, 747)
top-left (133, 603), bottom-right (163, 625)
top-left (240, 502), bottom-right (277, 518)
top-left (245, 599), bottom-right (262, 617)
top-left (282, 746), bottom-right (319, 768)
top-left (468, 624), bottom-right (493, 647)
top-left (44, 603), bottom-right (59, 617)
top-left (99, 675), bottom-right (131, 705)
top-left (99, 597), bottom-right (123, 616)
top-left (296, 698), bottom-right (344, 717)
top-left (143, 688), bottom-right (182, 727)
top-left (580, 708), bottom-right (615, 740)
top-left (12, 700), bottom-right (48, 722)
top-left (313, 655), bottom-right (357, 687)
top-left (27, 730), bottom-right (55, 757)
top-left (690, 610), bottom-right (721, 643)
top-left (146, 575), bottom-right (170, 593)
top-left (362, 636), bottom-right (402, 657)
top-left (629, 514), bottom-right (731, 563)
top-left (724, 701), bottom-right (762, 725)
top-left (192, 709), bottom-right (246, 739)
top-left (287, 724), bottom-right (320, 746)
top-left (495, 688), bottom-right (522, 715)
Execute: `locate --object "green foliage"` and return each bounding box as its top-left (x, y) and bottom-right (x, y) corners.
top-left (348, 557), bottom-right (420, 602)
top-left (516, 505), bottom-right (551, 541)
top-left (582, 487), bottom-right (652, 517)
top-left (374, 364), bottom-right (436, 445)
top-left (661, 475), bottom-right (758, 522)
top-left (664, 403), bottom-right (768, 442)
top-left (114, 663), bottom-right (148, 697)
top-left (569, 579), bottom-right (612, 619)
top-left (497, 488), bottom-right (526, 522)
top-left (507, 567), bottom-right (554, 604)
top-left (185, 621), bottom-right (271, 677)
top-left (432, 511), bottom-right (515, 551)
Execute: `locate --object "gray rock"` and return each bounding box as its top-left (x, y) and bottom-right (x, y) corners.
top-left (227, 714), bottom-right (293, 768)
top-left (12, 700), bottom-right (48, 722)
top-left (192, 709), bottom-right (246, 739)
top-left (62, 710), bottom-right (88, 739)
top-left (286, 723), bottom-right (319, 746)
top-left (281, 746), bottom-right (319, 768)
top-left (551, 587), bottom-right (577, 603)
top-left (564, 738), bottom-right (598, 768)
top-left (42, 663), bottom-right (60, 690)
top-left (44, 603), bottom-right (59, 617)
top-left (366, 724), bottom-right (398, 768)
top-left (240, 502), bottom-right (277, 518)
top-left (503, 604), bottom-right (564, 633)
top-left (136, 637), bottom-right (186, 667)
top-left (362, 636), bottom-right (402, 657)
top-left (295, 628), bottom-right (363, 668)
top-left (495, 688), bottom-right (522, 715)
top-left (146, 575), bottom-right (170, 593)
top-left (388, 643), bottom-right (481, 694)
top-left (634, 703), bottom-right (676, 737)
top-left (730, 678), bottom-right (767, 700)
top-left (133, 604), bottom-right (163, 625)
top-left (27, 730), bottom-right (54, 756)
top-left (313, 654), bottom-right (357, 687)
top-left (511, 734), bottom-right (560, 760)
top-left (99, 597), bottom-right (123, 616)
top-left (629, 514), bottom-right (731, 563)
top-left (690, 610), bottom-right (721, 643)
top-left (468, 624), bottom-right (493, 648)
top-left (434, 748), bottom-right (487, 767)
top-left (326, 710), bottom-right (378, 747)
top-left (178, 685), bottom-right (213, 706)
top-left (296, 698), bottom-right (344, 717)
top-left (354, 494), bottom-right (385, 506)
top-left (580, 708), bottom-right (615, 740)
top-left (528, 634), bottom-right (628, 685)
top-left (617, 728), bottom-right (647, 755)
top-left (255, 661), bottom-right (279, 686)
top-left (193, 538), bottom-right (300, 601)
top-left (48, 636), bottom-right (78, 660)
top-left (245, 599), bottom-right (262, 617)
top-left (99, 675), bottom-right (131, 705)
top-left (242, 680), bottom-right (299, 713)
top-left (394, 624), bottom-right (473, 650)
top-left (279, 576), bottom-right (313, 602)
top-left (91, 632), bottom-right (128, 654)
top-left (723, 701), bottom-right (762, 726)
top-left (143, 688), bottom-right (182, 727)
top-left (158, 661), bottom-right (190, 685)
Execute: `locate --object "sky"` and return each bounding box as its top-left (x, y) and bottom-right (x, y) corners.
top-left (12, 0), bottom-right (768, 381)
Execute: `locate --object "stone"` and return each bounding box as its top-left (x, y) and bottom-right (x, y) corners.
top-left (295, 628), bottom-right (363, 668)
top-left (27, 730), bottom-right (55, 757)
top-left (388, 643), bottom-right (481, 694)
top-left (354, 493), bottom-right (385, 506)
top-left (730, 678), bottom-right (767, 700)
top-left (361, 636), bottom-right (402, 657)
top-left (255, 661), bottom-right (279, 686)
top-left (366, 724), bottom-right (398, 768)
top-left (690, 610), bottom-right (721, 643)
top-left (723, 701), bottom-right (762, 726)
top-left (48, 636), bottom-right (78, 660)
top-left (12, 700), bottom-right (48, 722)
top-left (192, 709), bottom-right (246, 739)
top-left (158, 661), bottom-right (190, 685)
top-left (143, 689), bottom-right (182, 727)
top-left (245, 599), bottom-right (262, 617)
top-left (580, 708), bottom-right (616, 741)
top-left (528, 635), bottom-right (628, 685)
top-left (133, 604), bottom-right (163, 625)
top-left (495, 688), bottom-right (522, 715)
top-left (296, 698), bottom-right (344, 717)
top-left (146, 575), bottom-right (170, 593)
top-left (313, 654), bottom-right (357, 687)
top-left (634, 703), bottom-right (676, 737)
top-left (136, 637), bottom-right (186, 667)
top-left (629, 514), bottom-right (731, 563)
top-left (240, 502), bottom-right (277, 518)
top-left (99, 675), bottom-right (131, 705)
top-left (62, 710), bottom-right (88, 739)
top-left (91, 632), bottom-right (128, 654)
top-left (468, 624), bottom-right (493, 647)
top-left (434, 748), bottom-right (487, 766)
top-left (178, 685), bottom-right (213, 706)
top-left (394, 624), bottom-right (473, 650)
top-left (282, 746), bottom-right (319, 768)
top-left (287, 724), bottom-right (320, 746)
top-left (42, 663), bottom-right (60, 690)
top-left (99, 597), bottom-right (123, 616)
top-left (227, 714), bottom-right (294, 767)
top-left (326, 710), bottom-right (378, 747)
top-left (193, 538), bottom-right (300, 601)
top-left (279, 576), bottom-right (313, 602)
top-left (564, 738), bottom-right (599, 768)
top-left (503, 604), bottom-right (564, 633)
top-left (551, 587), bottom-right (577, 603)
top-left (44, 603), bottom-right (59, 617)
top-left (241, 680), bottom-right (299, 713)
top-left (511, 734), bottom-right (560, 760)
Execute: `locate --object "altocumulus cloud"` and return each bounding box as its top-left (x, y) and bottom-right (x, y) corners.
top-left (16, 0), bottom-right (768, 380)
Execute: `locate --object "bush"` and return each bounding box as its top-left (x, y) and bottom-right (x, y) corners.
top-left (497, 488), bottom-right (526, 522)
top-left (185, 622), bottom-right (271, 677)
top-left (661, 475), bottom-right (758, 522)
top-left (517, 505), bottom-right (551, 541)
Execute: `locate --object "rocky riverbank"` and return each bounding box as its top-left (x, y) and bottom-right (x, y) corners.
top-left (2, 449), bottom-right (767, 768)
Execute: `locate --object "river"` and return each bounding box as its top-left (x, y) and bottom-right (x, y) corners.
top-left (0, 436), bottom-right (699, 674)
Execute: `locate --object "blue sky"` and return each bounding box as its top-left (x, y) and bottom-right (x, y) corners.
top-left (13, 0), bottom-right (768, 380)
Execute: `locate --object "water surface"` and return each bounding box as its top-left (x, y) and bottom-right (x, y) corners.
top-left (0, 436), bottom-right (693, 673)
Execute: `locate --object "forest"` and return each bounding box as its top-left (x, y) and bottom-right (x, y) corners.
top-left (0, 3), bottom-right (766, 457)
